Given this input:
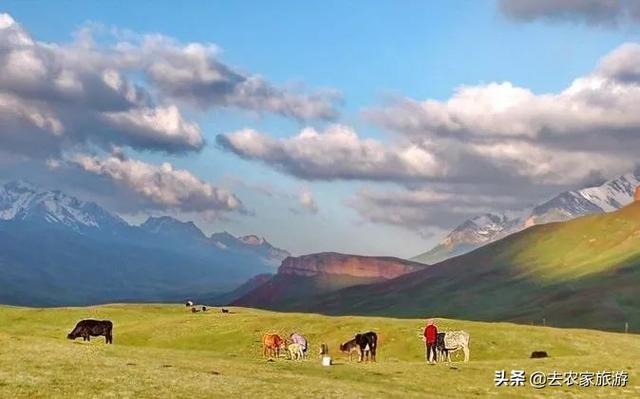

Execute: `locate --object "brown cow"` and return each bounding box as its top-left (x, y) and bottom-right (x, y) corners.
top-left (339, 338), bottom-right (359, 362)
top-left (262, 334), bottom-right (287, 359)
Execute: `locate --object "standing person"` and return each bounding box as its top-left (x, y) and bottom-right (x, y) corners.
top-left (424, 319), bottom-right (438, 364)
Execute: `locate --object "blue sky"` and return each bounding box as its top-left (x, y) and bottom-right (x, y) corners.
top-left (2, 1), bottom-right (639, 257)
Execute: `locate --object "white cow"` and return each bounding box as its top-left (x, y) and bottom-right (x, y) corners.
top-left (418, 330), bottom-right (471, 362)
top-left (441, 331), bottom-right (470, 362)
top-left (288, 343), bottom-right (305, 360)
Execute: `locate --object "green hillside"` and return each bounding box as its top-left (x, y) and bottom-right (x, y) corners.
top-left (233, 273), bottom-right (383, 309)
top-left (307, 202), bottom-right (640, 330)
top-left (0, 304), bottom-right (638, 398)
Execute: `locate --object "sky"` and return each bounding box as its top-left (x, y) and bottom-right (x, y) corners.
top-left (1, 0), bottom-right (640, 257)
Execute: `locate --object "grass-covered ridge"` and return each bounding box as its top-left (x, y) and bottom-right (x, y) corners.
top-left (304, 203), bottom-right (640, 330)
top-left (0, 304), bottom-right (638, 398)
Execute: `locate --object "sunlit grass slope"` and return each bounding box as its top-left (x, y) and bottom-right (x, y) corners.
top-left (0, 304), bottom-right (638, 398)
top-left (311, 203), bottom-right (640, 330)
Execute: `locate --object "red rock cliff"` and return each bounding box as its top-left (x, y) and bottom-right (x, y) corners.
top-left (278, 252), bottom-right (427, 280)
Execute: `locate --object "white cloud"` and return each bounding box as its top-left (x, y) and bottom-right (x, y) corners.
top-left (141, 38), bottom-right (340, 120)
top-left (102, 105), bottom-right (203, 150)
top-left (299, 189), bottom-right (319, 214)
top-left (70, 154), bottom-right (243, 214)
top-left (367, 75), bottom-right (640, 141)
top-left (347, 186), bottom-right (526, 231)
top-left (0, 14), bottom-right (203, 155)
top-left (217, 125), bottom-right (444, 181)
top-left (0, 13), bottom-right (339, 160)
top-left (499, 0), bottom-right (640, 27)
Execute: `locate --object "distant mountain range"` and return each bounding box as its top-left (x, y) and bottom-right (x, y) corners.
top-left (276, 198), bottom-right (640, 331)
top-left (232, 252), bottom-right (428, 310)
top-left (413, 169), bottom-right (640, 264)
top-left (0, 181), bottom-right (289, 306)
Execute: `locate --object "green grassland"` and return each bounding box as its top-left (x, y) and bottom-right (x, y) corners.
top-left (0, 304), bottom-right (638, 398)
top-left (306, 203), bottom-right (640, 330)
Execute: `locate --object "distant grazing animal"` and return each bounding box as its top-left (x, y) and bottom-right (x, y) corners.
top-left (185, 301), bottom-right (194, 307)
top-left (67, 320), bottom-right (113, 344)
top-left (339, 338), bottom-right (360, 362)
top-left (319, 343), bottom-right (329, 358)
top-left (290, 333), bottom-right (308, 357)
top-left (438, 331), bottom-right (470, 362)
top-left (354, 332), bottom-right (377, 362)
top-left (531, 351), bottom-right (548, 359)
top-left (202, 306), bottom-right (207, 312)
top-left (262, 334), bottom-right (287, 358)
top-left (191, 307), bottom-right (199, 313)
top-left (288, 343), bottom-right (304, 360)
top-left (221, 308), bottom-right (229, 313)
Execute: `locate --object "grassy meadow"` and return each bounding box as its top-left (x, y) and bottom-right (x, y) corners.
top-left (0, 304), bottom-right (638, 398)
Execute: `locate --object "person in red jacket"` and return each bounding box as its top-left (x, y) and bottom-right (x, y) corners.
top-left (424, 319), bottom-right (438, 364)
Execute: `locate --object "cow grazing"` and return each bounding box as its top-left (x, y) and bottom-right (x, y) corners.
top-left (288, 343), bottom-right (304, 360)
top-left (221, 308), bottom-right (229, 314)
top-left (354, 332), bottom-right (377, 362)
top-left (191, 307), bottom-right (199, 313)
top-left (67, 320), bottom-right (113, 344)
top-left (438, 331), bottom-right (470, 362)
top-left (531, 351), bottom-right (548, 359)
top-left (201, 306), bottom-right (207, 312)
top-left (185, 301), bottom-right (194, 307)
top-left (339, 338), bottom-right (360, 362)
top-left (262, 334), bottom-right (287, 359)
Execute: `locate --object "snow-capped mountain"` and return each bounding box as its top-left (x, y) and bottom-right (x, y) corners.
top-left (0, 180), bottom-right (126, 231)
top-left (211, 232), bottom-right (290, 265)
top-left (413, 169), bottom-right (640, 264)
top-left (0, 180), bottom-right (290, 306)
top-left (141, 216), bottom-right (207, 240)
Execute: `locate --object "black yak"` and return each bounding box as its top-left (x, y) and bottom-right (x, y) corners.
top-left (67, 320), bottom-right (113, 344)
top-left (354, 331), bottom-right (377, 362)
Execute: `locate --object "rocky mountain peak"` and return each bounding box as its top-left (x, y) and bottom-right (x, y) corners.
top-left (278, 252), bottom-right (426, 279)
top-left (413, 169), bottom-right (640, 265)
top-left (141, 216), bottom-right (206, 240)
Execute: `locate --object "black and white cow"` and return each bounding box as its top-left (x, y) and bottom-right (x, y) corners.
top-left (354, 331), bottom-right (377, 362)
top-left (438, 331), bottom-right (470, 362)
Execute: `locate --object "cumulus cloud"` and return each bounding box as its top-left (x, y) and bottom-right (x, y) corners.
top-left (218, 44), bottom-right (640, 190)
top-left (363, 42), bottom-right (640, 182)
top-left (69, 153), bottom-right (243, 214)
top-left (216, 125), bottom-right (444, 181)
top-left (101, 105), bottom-right (203, 150)
top-left (597, 42), bottom-right (640, 82)
top-left (0, 14), bottom-right (203, 156)
top-left (367, 78), bottom-right (640, 143)
top-left (0, 12), bottom-right (340, 217)
top-left (499, 0), bottom-right (640, 27)
top-left (0, 13), bottom-right (339, 160)
top-left (298, 189), bottom-right (319, 214)
top-left (347, 186), bottom-right (529, 232)
top-left (217, 125), bottom-right (628, 187)
top-left (217, 43), bottom-right (640, 232)
top-left (141, 38), bottom-right (340, 120)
